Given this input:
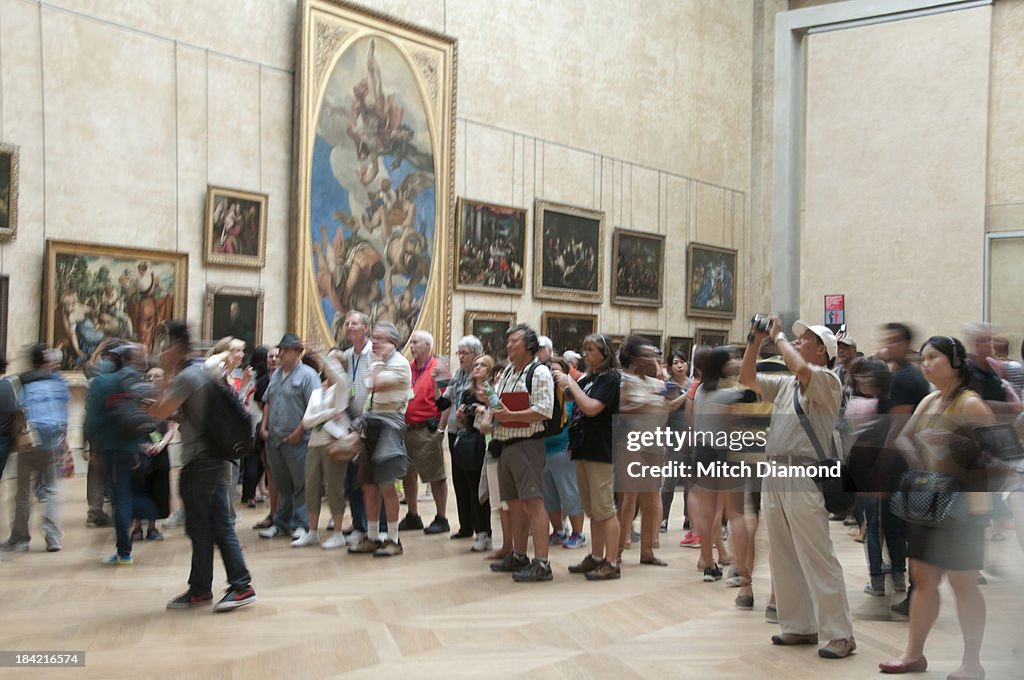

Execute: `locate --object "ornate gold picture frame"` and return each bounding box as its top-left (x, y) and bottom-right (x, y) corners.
top-left (203, 285), bottom-right (265, 352)
top-left (612, 228), bottom-right (664, 308)
top-left (293, 0), bottom-right (456, 351)
top-left (43, 239), bottom-right (188, 370)
top-left (465, 310), bottom-right (516, 361)
top-left (455, 197), bottom-right (527, 295)
top-left (542, 311), bottom-right (597, 355)
top-left (203, 186), bottom-right (269, 268)
top-left (534, 200), bottom-right (605, 303)
top-left (0, 142), bottom-right (19, 242)
top-left (687, 242), bottom-right (737, 320)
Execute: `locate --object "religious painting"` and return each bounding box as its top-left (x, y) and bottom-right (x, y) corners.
top-left (294, 1), bottom-right (456, 353)
top-left (534, 200), bottom-right (604, 303)
top-left (631, 329), bottom-right (663, 352)
top-left (204, 186), bottom-right (268, 268)
top-left (687, 243), bottom-right (737, 319)
top-left (0, 143), bottom-right (19, 242)
top-left (43, 240), bottom-right (188, 370)
top-left (542, 312), bottom-right (597, 356)
top-left (465, 311), bottom-right (515, 361)
top-left (203, 286), bottom-right (264, 359)
top-left (695, 328), bottom-right (729, 349)
top-left (666, 336), bottom-right (694, 361)
top-left (612, 229), bottom-right (664, 308)
top-left (455, 198), bottom-right (526, 294)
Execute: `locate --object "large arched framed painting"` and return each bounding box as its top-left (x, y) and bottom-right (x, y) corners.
top-left (294, 0), bottom-right (456, 351)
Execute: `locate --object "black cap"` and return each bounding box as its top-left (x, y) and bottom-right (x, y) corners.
top-left (277, 333), bottom-right (303, 350)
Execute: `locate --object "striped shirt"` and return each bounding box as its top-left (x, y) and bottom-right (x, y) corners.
top-left (365, 349), bottom-right (411, 413)
top-left (343, 340), bottom-right (373, 417)
top-left (493, 359), bottom-right (553, 440)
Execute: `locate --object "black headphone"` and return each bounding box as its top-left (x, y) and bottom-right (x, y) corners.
top-left (946, 336), bottom-right (962, 369)
top-left (520, 326), bottom-right (540, 354)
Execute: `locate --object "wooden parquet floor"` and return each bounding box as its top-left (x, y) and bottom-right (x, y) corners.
top-left (0, 475), bottom-right (1021, 679)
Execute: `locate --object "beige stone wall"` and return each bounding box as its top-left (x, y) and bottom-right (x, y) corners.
top-left (0, 0), bottom-right (296, 373)
top-left (0, 0), bottom-right (763, 376)
top-left (801, 6), bottom-right (992, 354)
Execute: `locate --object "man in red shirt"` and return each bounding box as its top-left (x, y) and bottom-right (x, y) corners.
top-left (399, 330), bottom-right (452, 534)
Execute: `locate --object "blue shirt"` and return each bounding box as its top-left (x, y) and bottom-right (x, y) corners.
top-left (544, 402), bottom-right (573, 455)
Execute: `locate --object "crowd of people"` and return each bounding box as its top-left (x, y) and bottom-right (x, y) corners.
top-left (0, 313), bottom-right (1022, 677)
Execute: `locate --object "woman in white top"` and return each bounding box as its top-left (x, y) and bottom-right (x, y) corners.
top-left (617, 336), bottom-right (670, 566)
top-left (293, 351), bottom-right (351, 549)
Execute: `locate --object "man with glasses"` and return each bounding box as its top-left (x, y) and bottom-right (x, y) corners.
top-left (488, 324), bottom-right (556, 582)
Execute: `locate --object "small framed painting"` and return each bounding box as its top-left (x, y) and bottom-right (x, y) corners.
top-left (687, 242), bottom-right (737, 319)
top-left (665, 336), bottom-right (694, 361)
top-left (203, 285), bottom-right (264, 355)
top-left (534, 200), bottom-right (604, 303)
top-left (612, 228), bottom-right (664, 307)
top-left (630, 329), bottom-right (664, 352)
top-left (204, 185), bottom-right (269, 268)
top-left (465, 311), bottom-right (516, 361)
top-left (695, 328), bottom-right (729, 348)
top-left (542, 312), bottom-right (597, 355)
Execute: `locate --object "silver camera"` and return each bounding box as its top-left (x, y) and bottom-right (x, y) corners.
top-left (747, 314), bottom-right (771, 343)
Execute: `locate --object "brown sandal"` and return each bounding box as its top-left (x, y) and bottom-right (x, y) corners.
top-left (252, 517), bottom-right (273, 530)
top-left (640, 556), bottom-right (668, 567)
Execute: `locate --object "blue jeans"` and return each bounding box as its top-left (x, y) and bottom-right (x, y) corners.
top-left (542, 449), bottom-right (582, 517)
top-left (9, 446), bottom-right (61, 546)
top-left (102, 449), bottom-right (136, 557)
top-left (181, 460), bottom-right (251, 594)
top-left (265, 438), bottom-right (308, 532)
top-left (865, 497), bottom-right (906, 577)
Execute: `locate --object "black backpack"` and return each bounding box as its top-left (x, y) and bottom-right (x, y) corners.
top-left (525, 362), bottom-right (566, 437)
top-left (202, 377), bottom-right (253, 461)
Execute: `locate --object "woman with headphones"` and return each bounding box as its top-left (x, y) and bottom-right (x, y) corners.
top-left (880, 336), bottom-right (993, 678)
top-left (552, 333), bottom-right (622, 581)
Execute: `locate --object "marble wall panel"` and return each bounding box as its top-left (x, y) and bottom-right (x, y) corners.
top-left (803, 8), bottom-right (990, 348)
top-left (987, 0), bottom-right (1024, 206)
top-left (46, 0), bottom-right (295, 71)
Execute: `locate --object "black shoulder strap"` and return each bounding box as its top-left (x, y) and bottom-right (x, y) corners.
top-left (792, 382), bottom-right (837, 462)
top-left (525, 360), bottom-right (538, 393)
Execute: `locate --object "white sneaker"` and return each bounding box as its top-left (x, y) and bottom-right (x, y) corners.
top-left (163, 510), bottom-right (185, 529)
top-left (470, 534), bottom-right (493, 553)
top-left (345, 530), bottom-right (365, 546)
top-left (291, 530), bottom-right (320, 547)
top-left (322, 533), bottom-right (347, 550)
top-left (259, 525), bottom-right (285, 539)
top-left (292, 527), bottom-right (306, 540)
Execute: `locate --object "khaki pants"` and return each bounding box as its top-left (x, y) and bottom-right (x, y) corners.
top-left (305, 444), bottom-right (347, 518)
top-left (763, 475), bottom-right (853, 641)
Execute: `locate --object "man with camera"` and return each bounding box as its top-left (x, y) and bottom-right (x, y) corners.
top-left (739, 314), bottom-right (855, 660)
top-left (399, 330), bottom-right (452, 535)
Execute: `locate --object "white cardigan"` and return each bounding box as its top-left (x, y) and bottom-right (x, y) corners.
top-left (302, 375), bottom-right (352, 447)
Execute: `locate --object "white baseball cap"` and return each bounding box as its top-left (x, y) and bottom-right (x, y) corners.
top-left (792, 320), bottom-right (838, 360)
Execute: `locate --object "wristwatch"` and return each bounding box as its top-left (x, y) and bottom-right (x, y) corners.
top-left (774, 332), bottom-right (787, 345)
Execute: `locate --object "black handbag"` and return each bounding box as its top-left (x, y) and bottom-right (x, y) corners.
top-left (889, 469), bottom-right (968, 526)
top-left (792, 387), bottom-right (856, 515)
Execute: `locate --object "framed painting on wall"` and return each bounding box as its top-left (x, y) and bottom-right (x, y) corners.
top-left (465, 311), bottom-right (515, 361)
top-left (612, 229), bottom-right (664, 307)
top-left (686, 243), bottom-right (737, 319)
top-left (204, 186), bottom-right (269, 268)
top-left (534, 200), bottom-right (604, 303)
top-left (631, 329), bottom-right (663, 352)
top-left (0, 143), bottom-right (19, 242)
top-left (455, 198), bottom-right (526, 294)
top-left (695, 328), bottom-right (729, 349)
top-left (542, 312), bottom-right (597, 355)
top-left (294, 0), bottom-right (457, 352)
top-left (203, 285), bottom-right (264, 356)
top-left (665, 336), bottom-right (693, 361)
top-left (43, 240), bottom-right (188, 371)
